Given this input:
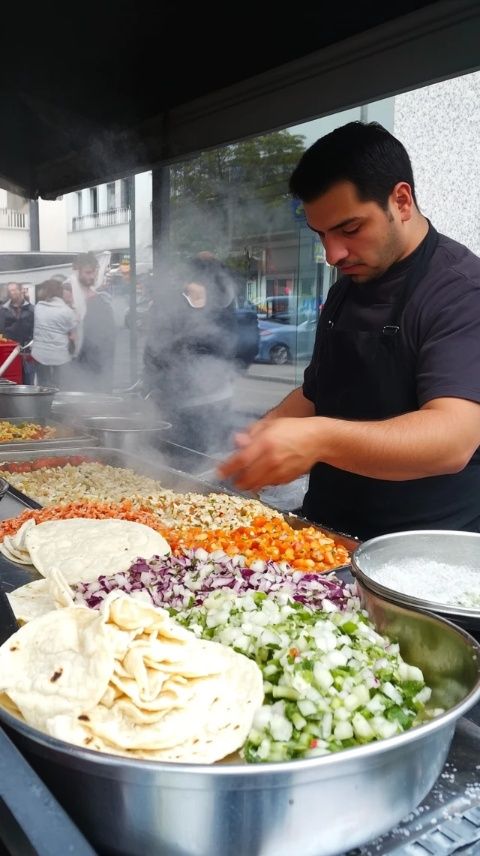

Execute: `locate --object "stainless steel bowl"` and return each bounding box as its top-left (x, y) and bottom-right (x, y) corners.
top-left (352, 530), bottom-right (480, 634)
top-left (52, 391), bottom-right (126, 418)
top-left (1, 595), bottom-right (479, 856)
top-left (0, 385), bottom-right (57, 420)
top-left (81, 416), bottom-right (172, 453)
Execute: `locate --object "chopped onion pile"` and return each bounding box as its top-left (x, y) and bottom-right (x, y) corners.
top-left (73, 548), bottom-right (349, 613)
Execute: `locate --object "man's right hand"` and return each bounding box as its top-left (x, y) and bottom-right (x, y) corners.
top-left (218, 416), bottom-right (319, 492)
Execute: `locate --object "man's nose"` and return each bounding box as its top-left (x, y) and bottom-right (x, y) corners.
top-left (323, 234), bottom-right (349, 267)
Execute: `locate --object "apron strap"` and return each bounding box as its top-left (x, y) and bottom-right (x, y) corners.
top-left (325, 279), bottom-right (350, 328)
top-left (382, 221), bottom-right (439, 334)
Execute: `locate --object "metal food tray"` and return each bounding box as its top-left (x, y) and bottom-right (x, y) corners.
top-left (0, 418), bottom-right (97, 452)
top-left (0, 446), bottom-right (357, 591)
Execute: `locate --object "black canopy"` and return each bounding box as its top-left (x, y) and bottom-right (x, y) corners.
top-left (1, 0), bottom-right (479, 198)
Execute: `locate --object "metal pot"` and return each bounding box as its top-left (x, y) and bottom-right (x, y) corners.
top-left (80, 416), bottom-right (171, 453)
top-left (0, 385), bottom-right (57, 420)
top-left (352, 529), bottom-right (480, 635)
top-left (52, 391), bottom-right (127, 419)
top-left (1, 595), bottom-right (479, 856)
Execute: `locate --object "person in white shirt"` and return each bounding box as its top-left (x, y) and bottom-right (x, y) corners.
top-left (32, 280), bottom-right (77, 387)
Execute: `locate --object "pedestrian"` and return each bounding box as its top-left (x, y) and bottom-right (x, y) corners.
top-left (219, 121), bottom-right (480, 540)
top-left (143, 254), bottom-right (239, 452)
top-left (31, 279), bottom-right (77, 387)
top-left (0, 282), bottom-right (35, 383)
top-left (66, 253), bottom-right (116, 392)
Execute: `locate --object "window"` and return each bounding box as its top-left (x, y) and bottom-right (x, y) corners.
top-left (106, 182), bottom-right (116, 210)
top-left (89, 187), bottom-right (98, 214)
top-left (76, 192), bottom-right (82, 217)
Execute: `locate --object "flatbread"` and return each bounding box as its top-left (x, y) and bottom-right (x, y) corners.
top-left (0, 519), bottom-right (36, 565)
top-left (25, 518), bottom-right (171, 583)
top-left (7, 579), bottom-right (56, 624)
top-left (0, 605), bottom-right (115, 731)
top-left (0, 592), bottom-right (264, 764)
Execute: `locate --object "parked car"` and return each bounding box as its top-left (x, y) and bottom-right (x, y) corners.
top-left (255, 315), bottom-right (317, 365)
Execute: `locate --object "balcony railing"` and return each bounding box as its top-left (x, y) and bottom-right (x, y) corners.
top-left (72, 206), bottom-right (131, 231)
top-left (0, 208), bottom-right (29, 230)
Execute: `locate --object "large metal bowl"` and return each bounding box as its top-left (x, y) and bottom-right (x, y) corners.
top-left (0, 385), bottom-right (57, 420)
top-left (81, 415), bottom-right (172, 453)
top-left (52, 391), bottom-right (127, 419)
top-left (352, 530), bottom-right (480, 634)
top-left (1, 594), bottom-right (479, 856)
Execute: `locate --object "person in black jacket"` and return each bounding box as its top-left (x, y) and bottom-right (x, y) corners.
top-left (0, 283), bottom-right (35, 383)
top-left (143, 254), bottom-right (239, 452)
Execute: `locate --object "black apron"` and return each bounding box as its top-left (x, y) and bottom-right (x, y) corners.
top-left (302, 225), bottom-right (480, 540)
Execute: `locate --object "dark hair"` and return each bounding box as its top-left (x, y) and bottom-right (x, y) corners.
top-left (74, 252), bottom-right (98, 270)
top-left (38, 279), bottom-right (64, 301)
top-left (289, 121), bottom-right (417, 209)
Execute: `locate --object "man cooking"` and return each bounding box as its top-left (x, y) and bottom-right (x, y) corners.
top-left (219, 121), bottom-right (480, 540)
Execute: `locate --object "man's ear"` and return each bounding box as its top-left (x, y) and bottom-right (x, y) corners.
top-left (391, 181), bottom-right (414, 222)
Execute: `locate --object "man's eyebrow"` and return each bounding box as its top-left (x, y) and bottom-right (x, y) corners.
top-left (307, 216), bottom-right (362, 235)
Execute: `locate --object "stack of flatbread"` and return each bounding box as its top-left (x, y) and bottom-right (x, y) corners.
top-left (0, 593), bottom-right (263, 763)
top-left (4, 518), bottom-right (171, 623)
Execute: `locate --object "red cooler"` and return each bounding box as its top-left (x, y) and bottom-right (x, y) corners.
top-left (0, 339), bottom-right (23, 384)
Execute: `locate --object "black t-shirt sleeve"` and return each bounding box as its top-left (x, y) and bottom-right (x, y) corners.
top-left (415, 267), bottom-right (480, 406)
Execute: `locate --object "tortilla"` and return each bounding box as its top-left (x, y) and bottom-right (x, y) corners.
top-left (24, 518), bottom-right (171, 583)
top-left (7, 579), bottom-right (56, 624)
top-left (0, 605), bottom-right (115, 731)
top-left (0, 519), bottom-right (36, 565)
top-left (0, 592), bottom-right (263, 764)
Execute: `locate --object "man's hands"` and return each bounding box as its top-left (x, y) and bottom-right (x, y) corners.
top-left (218, 417), bottom-right (320, 491)
top-left (217, 397), bottom-right (480, 492)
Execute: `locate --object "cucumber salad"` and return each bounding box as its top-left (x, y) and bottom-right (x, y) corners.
top-left (75, 550), bottom-right (436, 763)
top-left (171, 584), bottom-right (435, 763)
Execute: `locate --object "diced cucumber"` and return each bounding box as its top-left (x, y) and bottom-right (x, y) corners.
top-left (313, 664), bottom-right (334, 690)
top-left (297, 699), bottom-right (317, 717)
top-left (334, 721), bottom-right (354, 740)
top-left (271, 685), bottom-right (301, 701)
top-left (352, 712), bottom-right (374, 740)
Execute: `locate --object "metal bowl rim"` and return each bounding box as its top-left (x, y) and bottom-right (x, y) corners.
top-left (83, 418), bottom-right (172, 433)
top-left (352, 530), bottom-right (480, 618)
top-left (1, 606), bottom-right (479, 779)
top-left (0, 385), bottom-right (57, 395)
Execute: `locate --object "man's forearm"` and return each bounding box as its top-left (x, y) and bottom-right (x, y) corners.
top-left (309, 401), bottom-right (479, 480)
top-left (266, 386), bottom-right (315, 420)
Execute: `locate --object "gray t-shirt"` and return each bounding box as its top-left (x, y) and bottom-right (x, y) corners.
top-left (32, 297), bottom-right (77, 366)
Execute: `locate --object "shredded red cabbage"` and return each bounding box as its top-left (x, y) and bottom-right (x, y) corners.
top-left (72, 549), bottom-right (350, 612)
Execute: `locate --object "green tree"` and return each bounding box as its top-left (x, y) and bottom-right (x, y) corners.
top-left (170, 130), bottom-right (306, 262)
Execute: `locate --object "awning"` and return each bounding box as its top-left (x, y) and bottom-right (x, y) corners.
top-left (1, 0), bottom-right (479, 198)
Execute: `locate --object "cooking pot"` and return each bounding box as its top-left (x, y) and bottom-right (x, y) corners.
top-left (1, 593), bottom-right (479, 856)
top-left (80, 416), bottom-right (171, 453)
top-left (0, 385), bottom-right (57, 420)
top-left (52, 391), bottom-right (127, 419)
